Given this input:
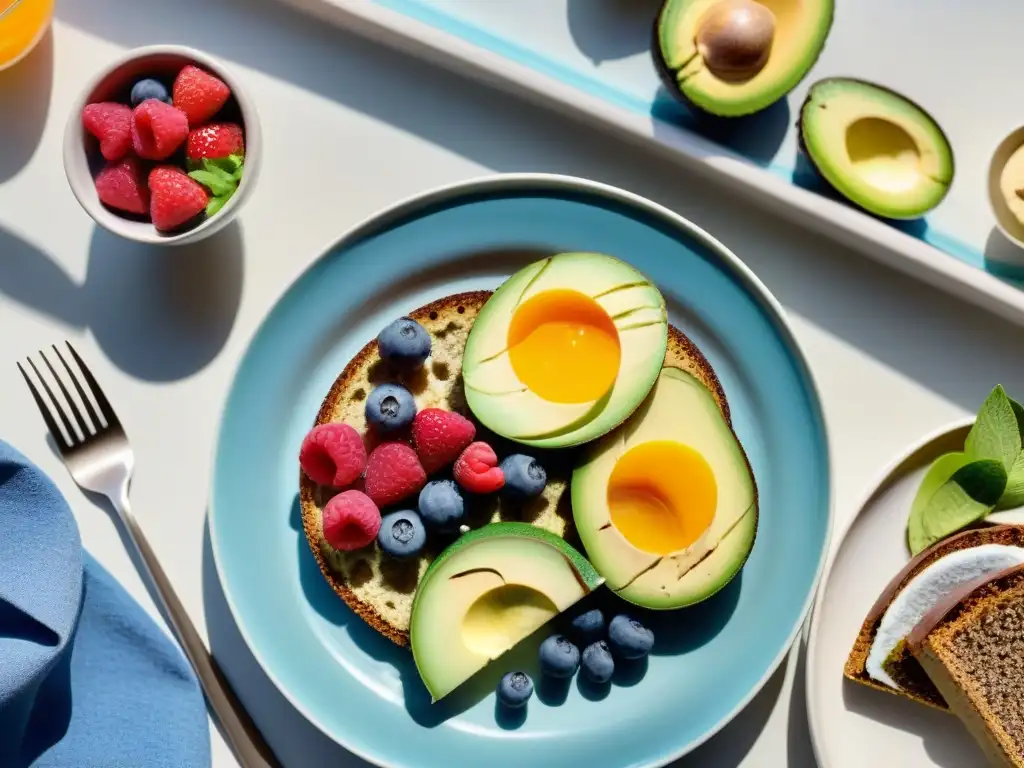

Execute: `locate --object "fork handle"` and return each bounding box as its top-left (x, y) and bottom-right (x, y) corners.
top-left (116, 492), bottom-right (281, 768)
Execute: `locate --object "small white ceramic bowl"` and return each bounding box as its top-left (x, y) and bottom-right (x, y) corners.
top-left (63, 45), bottom-right (262, 246)
top-left (988, 125), bottom-right (1024, 251)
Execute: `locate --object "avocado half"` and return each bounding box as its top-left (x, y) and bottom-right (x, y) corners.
top-left (462, 252), bottom-right (668, 450)
top-left (409, 523), bottom-right (603, 702)
top-left (571, 367), bottom-right (758, 610)
top-left (654, 0), bottom-right (834, 117)
top-left (799, 78), bottom-right (955, 219)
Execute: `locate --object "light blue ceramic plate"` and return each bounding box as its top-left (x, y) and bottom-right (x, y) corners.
top-left (209, 174), bottom-right (832, 768)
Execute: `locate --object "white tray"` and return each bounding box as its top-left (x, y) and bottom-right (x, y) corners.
top-left (277, 0), bottom-right (1024, 328)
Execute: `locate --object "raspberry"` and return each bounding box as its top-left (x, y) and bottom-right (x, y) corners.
top-left (299, 423), bottom-right (366, 487)
top-left (186, 123), bottom-right (244, 162)
top-left (148, 166), bottom-right (208, 232)
top-left (132, 99), bottom-right (189, 161)
top-left (172, 65), bottom-right (231, 125)
top-left (94, 156), bottom-right (148, 215)
top-left (322, 490), bottom-right (380, 551)
top-left (453, 442), bottom-right (505, 494)
top-left (364, 442), bottom-right (426, 508)
top-left (82, 102), bottom-right (132, 161)
top-left (412, 408), bottom-right (476, 474)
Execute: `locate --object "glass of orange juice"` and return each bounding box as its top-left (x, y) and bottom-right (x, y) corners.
top-left (0, 0), bottom-right (53, 72)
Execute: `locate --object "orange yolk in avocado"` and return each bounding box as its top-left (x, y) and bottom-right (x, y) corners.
top-left (507, 289), bottom-right (620, 404)
top-left (607, 440), bottom-right (716, 556)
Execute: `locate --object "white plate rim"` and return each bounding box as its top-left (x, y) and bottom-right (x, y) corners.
top-left (804, 415), bottom-right (976, 768)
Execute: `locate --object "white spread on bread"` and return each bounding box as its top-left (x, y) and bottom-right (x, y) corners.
top-left (867, 545), bottom-right (1024, 689)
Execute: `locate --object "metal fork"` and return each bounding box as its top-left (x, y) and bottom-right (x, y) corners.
top-left (18, 342), bottom-right (279, 768)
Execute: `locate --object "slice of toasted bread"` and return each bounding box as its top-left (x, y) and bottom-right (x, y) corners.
top-left (299, 290), bottom-right (730, 646)
top-left (844, 525), bottom-right (1024, 710)
top-left (909, 562), bottom-right (1024, 766)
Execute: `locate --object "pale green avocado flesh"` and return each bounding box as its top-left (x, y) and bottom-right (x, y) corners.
top-left (409, 523), bottom-right (603, 702)
top-left (800, 78), bottom-right (954, 219)
top-left (571, 367), bottom-right (757, 609)
top-left (656, 0), bottom-right (834, 117)
top-left (462, 252), bottom-right (668, 449)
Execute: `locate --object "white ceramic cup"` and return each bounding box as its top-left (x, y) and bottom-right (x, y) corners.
top-left (987, 125), bottom-right (1024, 253)
top-left (63, 45), bottom-right (262, 246)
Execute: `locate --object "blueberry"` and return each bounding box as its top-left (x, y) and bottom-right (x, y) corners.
top-left (538, 634), bottom-right (580, 678)
top-left (377, 317), bottom-right (431, 371)
top-left (365, 383), bottom-right (416, 433)
top-left (581, 641), bottom-right (615, 684)
top-left (608, 614), bottom-right (655, 660)
top-left (418, 480), bottom-right (464, 530)
top-left (377, 509), bottom-right (426, 558)
top-left (570, 608), bottom-right (605, 645)
top-left (497, 671), bottom-right (533, 708)
top-left (130, 78), bottom-right (170, 107)
top-left (499, 454), bottom-right (547, 499)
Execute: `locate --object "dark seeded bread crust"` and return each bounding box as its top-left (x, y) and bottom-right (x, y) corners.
top-left (300, 290), bottom-right (731, 647)
top-left (843, 525), bottom-right (1024, 710)
top-left (910, 564), bottom-right (1024, 766)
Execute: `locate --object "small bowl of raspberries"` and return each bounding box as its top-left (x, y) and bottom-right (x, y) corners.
top-left (63, 45), bottom-right (261, 245)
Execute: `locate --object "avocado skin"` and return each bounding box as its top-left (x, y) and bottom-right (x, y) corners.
top-left (796, 77), bottom-right (956, 220)
top-left (652, 0), bottom-right (835, 119)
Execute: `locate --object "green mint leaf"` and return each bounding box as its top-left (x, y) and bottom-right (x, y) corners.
top-left (200, 159), bottom-right (237, 184)
top-left (913, 459), bottom-right (1006, 555)
top-left (999, 450), bottom-right (1024, 509)
top-left (965, 385), bottom-right (1021, 472)
top-left (204, 155), bottom-right (243, 177)
top-left (953, 459), bottom-right (1008, 505)
top-left (915, 481), bottom-right (988, 554)
top-left (206, 195), bottom-right (229, 217)
top-left (908, 452), bottom-right (971, 554)
top-left (188, 170), bottom-right (234, 198)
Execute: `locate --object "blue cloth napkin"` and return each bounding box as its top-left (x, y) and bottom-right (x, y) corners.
top-left (0, 440), bottom-right (211, 767)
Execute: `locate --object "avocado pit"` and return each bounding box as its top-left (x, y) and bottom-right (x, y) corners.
top-left (695, 0), bottom-right (776, 81)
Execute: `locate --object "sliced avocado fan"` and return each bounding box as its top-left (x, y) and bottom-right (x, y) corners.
top-left (654, 0), bottom-right (834, 117)
top-left (799, 78), bottom-right (955, 219)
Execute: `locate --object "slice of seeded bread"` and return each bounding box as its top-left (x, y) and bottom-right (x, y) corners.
top-left (299, 290), bottom-right (730, 646)
top-left (908, 563), bottom-right (1024, 766)
top-left (844, 525), bottom-right (1024, 711)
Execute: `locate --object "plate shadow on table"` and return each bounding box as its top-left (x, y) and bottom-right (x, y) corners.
top-left (565, 0), bottom-right (663, 65)
top-left (841, 673), bottom-right (987, 766)
top-left (0, 223), bottom-right (243, 381)
top-left (0, 28), bottom-right (52, 183)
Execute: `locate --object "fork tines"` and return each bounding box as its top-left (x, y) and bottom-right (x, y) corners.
top-left (18, 342), bottom-right (119, 451)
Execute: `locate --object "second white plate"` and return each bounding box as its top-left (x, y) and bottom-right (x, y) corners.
top-left (805, 418), bottom-right (995, 768)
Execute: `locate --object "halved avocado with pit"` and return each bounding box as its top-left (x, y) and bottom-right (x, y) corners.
top-left (799, 78), bottom-right (955, 219)
top-left (654, 0), bottom-right (834, 117)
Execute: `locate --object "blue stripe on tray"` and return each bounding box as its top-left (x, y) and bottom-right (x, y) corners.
top-left (376, 0), bottom-right (998, 282)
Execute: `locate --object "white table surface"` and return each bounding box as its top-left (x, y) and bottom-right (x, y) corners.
top-left (5, 1), bottom-right (1024, 765)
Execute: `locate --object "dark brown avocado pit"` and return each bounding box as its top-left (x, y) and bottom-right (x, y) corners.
top-left (695, 0), bottom-right (776, 81)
